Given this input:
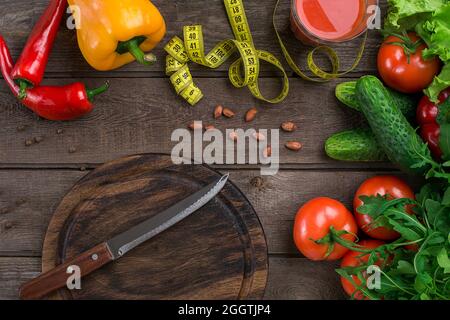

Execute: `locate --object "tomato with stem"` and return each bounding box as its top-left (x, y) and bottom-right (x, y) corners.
top-left (340, 239), bottom-right (385, 300)
top-left (293, 197), bottom-right (358, 261)
top-left (354, 176), bottom-right (415, 241)
top-left (377, 32), bottom-right (440, 93)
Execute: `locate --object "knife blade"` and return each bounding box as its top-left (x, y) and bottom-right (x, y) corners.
top-left (19, 174), bottom-right (229, 300)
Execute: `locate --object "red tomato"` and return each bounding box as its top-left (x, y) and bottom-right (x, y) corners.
top-left (340, 239), bottom-right (385, 300)
top-left (416, 88), bottom-right (450, 159)
top-left (354, 176), bottom-right (415, 241)
top-left (377, 33), bottom-right (441, 93)
top-left (293, 197), bottom-right (358, 261)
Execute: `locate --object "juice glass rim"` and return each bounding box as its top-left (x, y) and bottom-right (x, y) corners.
top-left (290, 0), bottom-right (378, 44)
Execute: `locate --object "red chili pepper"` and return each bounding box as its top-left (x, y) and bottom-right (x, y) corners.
top-left (416, 89), bottom-right (450, 160)
top-left (0, 36), bottom-right (108, 121)
top-left (11, 0), bottom-right (67, 98)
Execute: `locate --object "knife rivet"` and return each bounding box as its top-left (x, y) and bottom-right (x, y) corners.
top-left (91, 254), bottom-right (99, 261)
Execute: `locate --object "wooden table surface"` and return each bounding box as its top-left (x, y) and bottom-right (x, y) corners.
top-left (0, 0), bottom-right (412, 300)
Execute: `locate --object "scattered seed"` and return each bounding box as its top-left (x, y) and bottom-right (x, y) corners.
top-left (188, 121), bottom-right (203, 131)
top-left (214, 105), bottom-right (223, 119)
top-left (252, 132), bottom-right (266, 141)
top-left (56, 129), bottom-right (64, 135)
top-left (263, 146), bottom-right (272, 158)
top-left (17, 125), bottom-right (26, 132)
top-left (80, 167), bottom-right (87, 172)
top-left (4, 221), bottom-right (13, 229)
top-left (285, 141), bottom-right (302, 151)
top-left (223, 107), bottom-right (235, 118)
top-left (69, 146), bottom-right (77, 154)
top-left (250, 176), bottom-right (264, 188)
top-left (0, 207), bottom-right (9, 215)
top-left (15, 198), bottom-right (26, 206)
top-left (25, 139), bottom-right (33, 147)
top-left (281, 121), bottom-right (298, 132)
top-left (34, 136), bottom-right (43, 144)
top-left (229, 130), bottom-right (238, 141)
top-left (245, 108), bottom-right (258, 122)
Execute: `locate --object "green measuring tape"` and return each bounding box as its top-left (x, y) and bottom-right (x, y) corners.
top-left (165, 0), bottom-right (367, 106)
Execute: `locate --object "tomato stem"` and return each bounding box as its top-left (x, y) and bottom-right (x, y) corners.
top-left (328, 226), bottom-right (372, 253)
top-left (381, 30), bottom-right (423, 64)
top-left (315, 226), bottom-right (368, 258)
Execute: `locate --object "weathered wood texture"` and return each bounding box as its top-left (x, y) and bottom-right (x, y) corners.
top-left (0, 257), bottom-right (346, 300)
top-left (0, 0), bottom-right (384, 76)
top-left (0, 0), bottom-right (389, 166)
top-left (42, 155), bottom-right (268, 300)
top-left (0, 169), bottom-right (419, 256)
top-left (1, 78), bottom-right (379, 165)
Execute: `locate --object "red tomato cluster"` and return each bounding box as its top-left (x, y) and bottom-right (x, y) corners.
top-left (293, 176), bottom-right (415, 299)
top-left (416, 88), bottom-right (450, 160)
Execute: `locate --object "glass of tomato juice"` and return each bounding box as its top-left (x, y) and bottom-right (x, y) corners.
top-left (290, 0), bottom-right (379, 45)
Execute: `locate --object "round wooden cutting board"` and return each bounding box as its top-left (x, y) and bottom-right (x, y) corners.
top-left (42, 154), bottom-right (268, 300)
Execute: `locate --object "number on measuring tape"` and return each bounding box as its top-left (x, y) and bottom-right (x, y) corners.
top-left (165, 0), bottom-right (289, 106)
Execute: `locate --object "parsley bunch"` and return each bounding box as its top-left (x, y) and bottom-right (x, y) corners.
top-left (336, 182), bottom-right (450, 300)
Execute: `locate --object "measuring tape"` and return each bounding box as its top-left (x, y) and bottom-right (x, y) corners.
top-left (165, 0), bottom-right (366, 106)
top-left (165, 0), bottom-right (289, 106)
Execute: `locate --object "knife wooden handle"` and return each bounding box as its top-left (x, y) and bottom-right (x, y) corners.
top-left (19, 242), bottom-right (114, 300)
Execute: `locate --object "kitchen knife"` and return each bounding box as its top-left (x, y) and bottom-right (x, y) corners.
top-left (19, 174), bottom-right (230, 300)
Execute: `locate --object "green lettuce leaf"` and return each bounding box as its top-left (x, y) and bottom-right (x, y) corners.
top-left (416, 4), bottom-right (450, 62)
top-left (424, 63), bottom-right (450, 103)
top-left (385, 0), bottom-right (448, 32)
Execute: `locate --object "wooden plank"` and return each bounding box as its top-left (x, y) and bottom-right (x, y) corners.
top-left (0, 256), bottom-right (346, 300)
top-left (0, 0), bottom-right (384, 76)
top-left (0, 77), bottom-right (378, 165)
top-left (265, 258), bottom-right (346, 300)
top-left (0, 169), bottom-right (419, 256)
top-left (0, 257), bottom-right (41, 300)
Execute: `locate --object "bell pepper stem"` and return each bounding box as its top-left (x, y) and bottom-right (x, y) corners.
top-left (124, 39), bottom-right (157, 66)
top-left (17, 79), bottom-right (32, 100)
top-left (86, 81), bottom-right (110, 101)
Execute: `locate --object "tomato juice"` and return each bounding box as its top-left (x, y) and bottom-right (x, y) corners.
top-left (290, 0), bottom-right (377, 44)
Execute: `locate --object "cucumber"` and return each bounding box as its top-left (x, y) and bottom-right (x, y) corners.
top-left (325, 128), bottom-right (387, 162)
top-left (336, 81), bottom-right (417, 122)
top-left (356, 76), bottom-right (428, 175)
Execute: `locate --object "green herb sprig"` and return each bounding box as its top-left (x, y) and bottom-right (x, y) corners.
top-left (336, 183), bottom-right (450, 300)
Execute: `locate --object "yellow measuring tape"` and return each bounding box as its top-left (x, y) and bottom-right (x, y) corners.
top-left (165, 0), bottom-right (367, 106)
top-left (165, 0), bottom-right (289, 106)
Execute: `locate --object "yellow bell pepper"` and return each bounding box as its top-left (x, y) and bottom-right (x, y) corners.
top-left (68, 0), bottom-right (166, 71)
